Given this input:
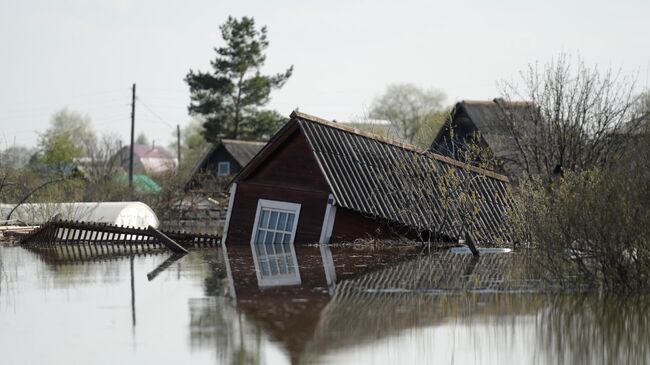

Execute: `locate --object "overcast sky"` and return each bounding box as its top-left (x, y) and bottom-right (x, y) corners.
top-left (1, 0), bottom-right (649, 149)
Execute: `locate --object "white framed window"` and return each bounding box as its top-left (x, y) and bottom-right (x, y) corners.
top-left (217, 161), bottom-right (230, 176)
top-left (250, 199), bottom-right (302, 287)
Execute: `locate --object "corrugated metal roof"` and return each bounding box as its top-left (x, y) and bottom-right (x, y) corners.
top-left (291, 111), bottom-right (513, 245)
top-left (221, 139), bottom-right (266, 167)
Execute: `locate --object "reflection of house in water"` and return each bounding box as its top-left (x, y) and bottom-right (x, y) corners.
top-left (215, 243), bottom-right (535, 364)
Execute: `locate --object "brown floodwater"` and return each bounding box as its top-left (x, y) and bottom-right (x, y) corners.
top-left (1, 244), bottom-right (649, 364)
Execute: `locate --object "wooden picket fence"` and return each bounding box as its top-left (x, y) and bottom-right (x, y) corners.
top-left (20, 219), bottom-right (220, 254)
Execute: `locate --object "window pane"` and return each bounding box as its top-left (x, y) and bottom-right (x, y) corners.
top-left (269, 211), bottom-right (279, 230)
top-left (269, 257), bottom-right (279, 275)
top-left (254, 240), bottom-right (264, 256)
top-left (255, 229), bottom-right (266, 245)
top-left (217, 162), bottom-right (230, 176)
top-left (260, 260), bottom-right (270, 276)
top-left (259, 210), bottom-right (270, 229)
top-left (251, 202), bottom-right (302, 286)
top-left (274, 234), bottom-right (284, 248)
top-left (265, 231), bottom-right (275, 254)
top-left (277, 213), bottom-right (287, 232)
top-left (277, 255), bottom-right (287, 273)
top-left (285, 213), bottom-right (294, 231)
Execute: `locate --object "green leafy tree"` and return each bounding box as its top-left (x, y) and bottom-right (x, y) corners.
top-left (46, 108), bottom-right (96, 154)
top-left (39, 133), bottom-right (82, 171)
top-left (36, 108), bottom-right (96, 171)
top-left (369, 83), bottom-right (448, 147)
top-left (186, 16), bottom-right (293, 142)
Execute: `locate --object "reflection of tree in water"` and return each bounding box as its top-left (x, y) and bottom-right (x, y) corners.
top-left (536, 294), bottom-right (650, 365)
top-left (305, 291), bottom-right (545, 360)
top-left (188, 248), bottom-right (261, 365)
top-left (0, 249), bottom-right (5, 295)
top-left (203, 248), bottom-right (228, 297)
top-left (189, 297), bottom-right (262, 365)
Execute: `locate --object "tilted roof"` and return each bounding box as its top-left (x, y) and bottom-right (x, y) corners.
top-left (237, 111), bottom-right (514, 245)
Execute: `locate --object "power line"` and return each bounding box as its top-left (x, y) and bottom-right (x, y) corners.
top-left (136, 96), bottom-right (174, 128)
top-left (0, 89), bottom-right (128, 108)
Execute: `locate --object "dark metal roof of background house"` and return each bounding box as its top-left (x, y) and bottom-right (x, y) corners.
top-left (239, 111), bottom-right (514, 245)
top-left (221, 139), bottom-right (266, 166)
top-left (432, 99), bottom-right (537, 177)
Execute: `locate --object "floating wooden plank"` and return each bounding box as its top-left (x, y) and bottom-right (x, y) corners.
top-left (146, 253), bottom-right (185, 281)
top-left (147, 226), bottom-right (188, 254)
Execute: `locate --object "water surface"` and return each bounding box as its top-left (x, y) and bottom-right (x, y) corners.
top-left (1, 245), bottom-right (648, 364)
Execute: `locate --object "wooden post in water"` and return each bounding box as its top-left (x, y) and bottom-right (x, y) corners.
top-left (465, 231), bottom-right (480, 258)
top-left (130, 255), bottom-right (136, 327)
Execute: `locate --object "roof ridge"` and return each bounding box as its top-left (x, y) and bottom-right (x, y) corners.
top-left (221, 139), bottom-right (267, 145)
top-left (462, 100), bottom-right (497, 105)
top-left (462, 99), bottom-right (534, 106)
top-left (290, 110), bottom-right (509, 182)
top-left (291, 110), bottom-right (426, 154)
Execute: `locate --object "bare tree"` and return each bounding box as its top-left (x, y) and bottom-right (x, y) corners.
top-left (369, 83), bottom-right (448, 147)
top-left (82, 133), bottom-right (123, 184)
top-left (638, 89), bottom-right (650, 128)
top-left (499, 54), bottom-right (644, 178)
top-left (0, 145), bottom-right (34, 169)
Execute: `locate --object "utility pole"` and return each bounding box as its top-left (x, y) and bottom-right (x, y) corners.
top-left (129, 83), bottom-right (136, 188)
top-left (176, 124), bottom-right (181, 170)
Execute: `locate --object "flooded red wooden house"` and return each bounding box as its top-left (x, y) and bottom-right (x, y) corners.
top-left (222, 111), bottom-right (512, 265)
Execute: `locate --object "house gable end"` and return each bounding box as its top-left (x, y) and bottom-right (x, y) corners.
top-left (242, 128), bottom-right (330, 192)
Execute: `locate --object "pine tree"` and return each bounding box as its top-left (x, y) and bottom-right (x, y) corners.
top-left (185, 16), bottom-right (292, 142)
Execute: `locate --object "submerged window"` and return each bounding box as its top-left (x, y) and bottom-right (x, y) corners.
top-left (217, 161), bottom-right (230, 176)
top-left (250, 199), bottom-right (301, 287)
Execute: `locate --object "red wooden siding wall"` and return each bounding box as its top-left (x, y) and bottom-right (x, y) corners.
top-left (330, 208), bottom-right (398, 243)
top-left (225, 130), bottom-right (331, 245)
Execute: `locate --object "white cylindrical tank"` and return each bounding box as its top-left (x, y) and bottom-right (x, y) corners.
top-left (0, 202), bottom-right (159, 228)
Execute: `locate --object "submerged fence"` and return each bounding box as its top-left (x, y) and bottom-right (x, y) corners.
top-left (20, 219), bottom-right (220, 255)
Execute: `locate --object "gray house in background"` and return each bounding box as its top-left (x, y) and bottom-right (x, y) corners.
top-left (185, 139), bottom-right (265, 191)
top-left (430, 98), bottom-right (537, 178)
